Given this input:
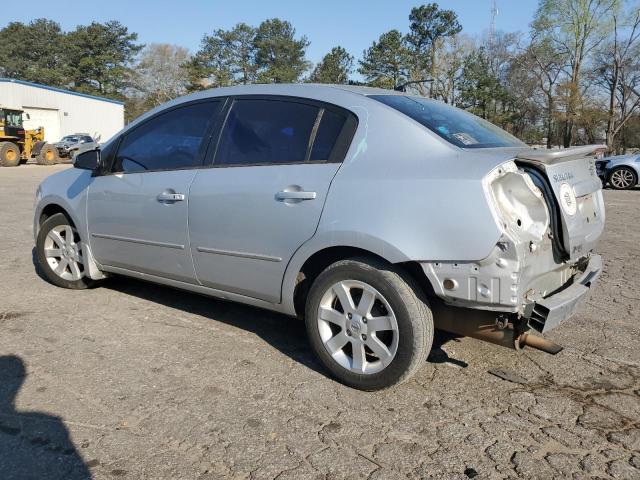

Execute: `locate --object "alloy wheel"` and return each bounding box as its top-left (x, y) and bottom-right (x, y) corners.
top-left (316, 280), bottom-right (399, 374)
top-left (43, 224), bottom-right (84, 281)
top-left (610, 168), bottom-right (636, 189)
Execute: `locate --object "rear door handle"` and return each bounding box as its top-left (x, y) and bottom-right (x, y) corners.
top-left (157, 192), bottom-right (185, 202)
top-left (275, 191), bottom-right (317, 201)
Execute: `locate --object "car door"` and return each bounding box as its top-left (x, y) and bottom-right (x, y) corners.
top-left (87, 100), bottom-right (222, 283)
top-left (189, 96), bottom-right (357, 302)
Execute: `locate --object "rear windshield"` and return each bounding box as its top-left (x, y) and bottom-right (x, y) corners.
top-left (370, 95), bottom-right (525, 149)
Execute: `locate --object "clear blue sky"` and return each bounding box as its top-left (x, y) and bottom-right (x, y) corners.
top-left (4, 0), bottom-right (539, 65)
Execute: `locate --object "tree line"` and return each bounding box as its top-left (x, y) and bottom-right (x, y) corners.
top-left (1, 1), bottom-right (639, 152)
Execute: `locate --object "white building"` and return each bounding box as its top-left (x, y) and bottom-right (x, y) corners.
top-left (0, 78), bottom-right (124, 143)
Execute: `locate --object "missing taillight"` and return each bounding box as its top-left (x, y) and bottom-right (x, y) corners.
top-left (484, 163), bottom-right (550, 243)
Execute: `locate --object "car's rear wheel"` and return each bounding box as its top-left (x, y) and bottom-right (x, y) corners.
top-left (608, 166), bottom-right (637, 190)
top-left (0, 141), bottom-right (21, 167)
top-left (36, 213), bottom-right (95, 289)
top-left (305, 257), bottom-right (433, 390)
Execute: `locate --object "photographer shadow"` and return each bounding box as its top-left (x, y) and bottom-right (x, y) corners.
top-left (0, 355), bottom-right (91, 479)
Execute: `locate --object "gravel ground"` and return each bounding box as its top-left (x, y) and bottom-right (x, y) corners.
top-left (0, 165), bottom-right (638, 480)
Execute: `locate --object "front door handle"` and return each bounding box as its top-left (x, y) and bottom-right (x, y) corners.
top-left (157, 192), bottom-right (185, 202)
top-left (275, 191), bottom-right (317, 201)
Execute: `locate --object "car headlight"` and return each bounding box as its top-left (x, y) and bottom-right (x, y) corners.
top-left (483, 161), bottom-right (550, 243)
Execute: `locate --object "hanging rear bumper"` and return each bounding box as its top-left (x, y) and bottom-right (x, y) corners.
top-left (525, 254), bottom-right (602, 333)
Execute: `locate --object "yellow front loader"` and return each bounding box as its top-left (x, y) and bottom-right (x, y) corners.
top-left (0, 107), bottom-right (59, 167)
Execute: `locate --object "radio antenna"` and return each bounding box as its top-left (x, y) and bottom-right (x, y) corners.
top-left (489, 0), bottom-right (498, 49)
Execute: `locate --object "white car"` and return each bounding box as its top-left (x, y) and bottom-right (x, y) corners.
top-left (54, 134), bottom-right (98, 159)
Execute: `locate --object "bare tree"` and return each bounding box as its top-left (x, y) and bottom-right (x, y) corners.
top-left (526, 36), bottom-right (566, 147)
top-left (594, 4), bottom-right (640, 152)
top-left (433, 34), bottom-right (475, 104)
top-left (533, 0), bottom-right (617, 146)
top-left (505, 51), bottom-right (544, 142)
top-left (133, 43), bottom-right (190, 107)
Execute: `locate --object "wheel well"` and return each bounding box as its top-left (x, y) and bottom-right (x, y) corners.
top-left (292, 246), bottom-right (435, 317)
top-left (39, 204), bottom-right (73, 227)
top-left (610, 165), bottom-right (637, 174)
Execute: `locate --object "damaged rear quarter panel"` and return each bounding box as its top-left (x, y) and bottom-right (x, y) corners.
top-left (314, 109), bottom-right (514, 264)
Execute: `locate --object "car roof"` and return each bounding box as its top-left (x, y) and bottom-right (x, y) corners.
top-left (190, 82), bottom-right (405, 99)
top-left (123, 83), bottom-right (405, 134)
top-left (308, 83), bottom-right (405, 96)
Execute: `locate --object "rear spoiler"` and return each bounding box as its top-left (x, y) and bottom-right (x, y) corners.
top-left (516, 145), bottom-right (607, 164)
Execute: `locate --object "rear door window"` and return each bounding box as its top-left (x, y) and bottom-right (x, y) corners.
top-left (215, 99), bottom-right (319, 166)
top-left (113, 101), bottom-right (221, 173)
top-left (310, 109), bottom-right (348, 161)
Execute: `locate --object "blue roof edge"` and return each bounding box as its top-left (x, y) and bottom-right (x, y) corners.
top-left (0, 78), bottom-right (125, 106)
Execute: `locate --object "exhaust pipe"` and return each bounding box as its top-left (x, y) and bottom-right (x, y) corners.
top-left (518, 332), bottom-right (563, 355)
top-left (432, 303), bottom-right (563, 355)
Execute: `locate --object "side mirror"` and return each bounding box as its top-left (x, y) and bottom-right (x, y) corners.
top-left (25, 113), bottom-right (31, 120)
top-left (74, 149), bottom-right (100, 171)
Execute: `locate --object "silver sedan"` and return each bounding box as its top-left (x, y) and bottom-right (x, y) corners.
top-left (33, 84), bottom-right (605, 390)
top-left (597, 153), bottom-right (640, 189)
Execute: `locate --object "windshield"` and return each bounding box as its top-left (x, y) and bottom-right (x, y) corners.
top-left (61, 136), bottom-right (80, 142)
top-left (3, 110), bottom-right (23, 129)
top-left (370, 95), bottom-right (525, 149)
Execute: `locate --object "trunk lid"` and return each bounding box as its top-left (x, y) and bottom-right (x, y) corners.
top-left (515, 145), bottom-right (606, 261)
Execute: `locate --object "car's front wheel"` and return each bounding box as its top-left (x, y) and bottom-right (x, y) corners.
top-left (305, 257), bottom-right (433, 390)
top-left (608, 166), bottom-right (637, 190)
top-left (36, 213), bottom-right (95, 289)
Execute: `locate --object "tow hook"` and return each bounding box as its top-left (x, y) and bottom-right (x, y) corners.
top-left (495, 313), bottom-right (509, 329)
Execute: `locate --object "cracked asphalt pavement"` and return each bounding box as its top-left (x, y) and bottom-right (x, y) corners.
top-left (1, 165), bottom-right (639, 479)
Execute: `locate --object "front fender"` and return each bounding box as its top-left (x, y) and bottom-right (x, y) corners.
top-left (34, 195), bottom-right (85, 240)
top-left (33, 168), bottom-right (94, 246)
top-left (606, 157), bottom-right (640, 175)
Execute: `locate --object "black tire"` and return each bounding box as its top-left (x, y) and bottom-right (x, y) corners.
top-left (36, 144), bottom-right (59, 165)
top-left (305, 257), bottom-right (433, 390)
top-left (608, 166), bottom-right (637, 190)
top-left (33, 140), bottom-right (47, 155)
top-left (36, 213), bottom-right (96, 289)
top-left (0, 141), bottom-right (21, 167)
